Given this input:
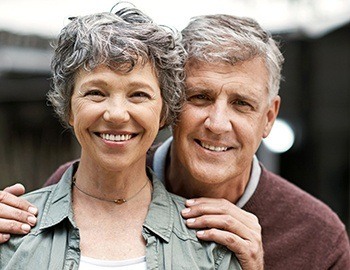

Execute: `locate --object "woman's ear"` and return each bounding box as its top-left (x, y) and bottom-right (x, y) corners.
top-left (159, 104), bottom-right (169, 130)
top-left (159, 114), bottom-right (167, 130)
top-left (68, 112), bottom-right (74, 127)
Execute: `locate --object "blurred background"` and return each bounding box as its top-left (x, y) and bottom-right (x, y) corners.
top-left (0, 0), bottom-right (349, 230)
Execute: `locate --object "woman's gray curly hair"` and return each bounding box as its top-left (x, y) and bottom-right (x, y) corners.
top-left (181, 14), bottom-right (284, 102)
top-left (48, 6), bottom-right (186, 128)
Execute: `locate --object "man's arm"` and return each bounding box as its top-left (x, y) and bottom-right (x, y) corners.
top-left (0, 184), bottom-right (37, 243)
top-left (43, 161), bottom-right (74, 187)
top-left (0, 161), bottom-right (73, 243)
top-left (181, 197), bottom-right (264, 270)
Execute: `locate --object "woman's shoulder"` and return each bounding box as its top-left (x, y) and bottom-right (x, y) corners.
top-left (155, 189), bottom-right (241, 269)
top-left (21, 184), bottom-right (57, 208)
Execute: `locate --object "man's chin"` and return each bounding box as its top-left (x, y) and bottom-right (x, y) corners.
top-left (189, 166), bottom-right (233, 185)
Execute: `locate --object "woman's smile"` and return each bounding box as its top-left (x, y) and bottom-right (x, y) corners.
top-left (70, 64), bottom-right (163, 171)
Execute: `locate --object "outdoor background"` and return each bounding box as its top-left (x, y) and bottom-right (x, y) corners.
top-left (0, 0), bottom-right (349, 231)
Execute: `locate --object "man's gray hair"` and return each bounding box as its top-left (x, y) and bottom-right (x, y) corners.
top-left (48, 6), bottom-right (186, 128)
top-left (181, 14), bottom-right (284, 101)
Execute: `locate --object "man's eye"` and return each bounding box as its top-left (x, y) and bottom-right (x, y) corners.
top-left (187, 94), bottom-right (211, 105)
top-left (235, 100), bottom-right (249, 106)
top-left (233, 100), bottom-right (254, 112)
top-left (190, 94), bottom-right (207, 100)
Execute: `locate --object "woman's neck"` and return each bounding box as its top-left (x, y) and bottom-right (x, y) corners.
top-left (75, 154), bottom-right (150, 202)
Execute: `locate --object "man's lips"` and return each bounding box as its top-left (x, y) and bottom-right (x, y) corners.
top-left (194, 139), bottom-right (232, 152)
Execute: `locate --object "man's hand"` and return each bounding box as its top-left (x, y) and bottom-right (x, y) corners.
top-left (0, 184), bottom-right (38, 243)
top-left (181, 197), bottom-right (264, 270)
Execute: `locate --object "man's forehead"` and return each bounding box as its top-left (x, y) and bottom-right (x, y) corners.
top-left (184, 58), bottom-right (269, 97)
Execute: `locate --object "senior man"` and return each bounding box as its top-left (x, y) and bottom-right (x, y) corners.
top-left (1, 14), bottom-right (349, 269)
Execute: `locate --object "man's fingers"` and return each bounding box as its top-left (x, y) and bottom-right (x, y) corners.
top-left (183, 197), bottom-right (264, 270)
top-left (0, 190), bottom-right (37, 214)
top-left (3, 183), bottom-right (26, 196)
top-left (184, 198), bottom-right (242, 217)
top-left (196, 229), bottom-right (264, 270)
top-left (0, 203), bottom-right (37, 225)
top-left (0, 189), bottom-right (37, 237)
top-left (0, 233), bottom-right (11, 244)
top-left (185, 214), bottom-right (258, 240)
top-left (196, 228), bottom-right (244, 251)
top-left (186, 214), bottom-right (243, 232)
top-left (183, 198), bottom-right (258, 229)
top-left (0, 218), bottom-right (32, 235)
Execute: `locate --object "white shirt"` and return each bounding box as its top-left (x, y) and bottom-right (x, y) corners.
top-left (79, 256), bottom-right (146, 270)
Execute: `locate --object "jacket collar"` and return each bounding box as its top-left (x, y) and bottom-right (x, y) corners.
top-left (39, 163), bottom-right (77, 230)
top-left (143, 169), bottom-right (175, 242)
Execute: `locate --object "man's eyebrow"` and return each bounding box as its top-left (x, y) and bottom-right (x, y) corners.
top-left (185, 86), bottom-right (212, 93)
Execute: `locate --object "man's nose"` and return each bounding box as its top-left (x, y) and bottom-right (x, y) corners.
top-left (103, 98), bottom-right (130, 124)
top-left (204, 102), bottom-right (232, 134)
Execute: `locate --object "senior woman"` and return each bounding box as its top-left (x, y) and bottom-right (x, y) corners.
top-left (0, 5), bottom-right (241, 270)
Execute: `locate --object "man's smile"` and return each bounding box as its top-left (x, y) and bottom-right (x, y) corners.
top-left (194, 139), bottom-right (232, 152)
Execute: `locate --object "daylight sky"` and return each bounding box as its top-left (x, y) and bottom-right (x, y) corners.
top-left (0, 0), bottom-right (349, 37)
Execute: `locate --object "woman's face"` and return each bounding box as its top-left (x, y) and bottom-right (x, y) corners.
top-left (69, 63), bottom-right (163, 172)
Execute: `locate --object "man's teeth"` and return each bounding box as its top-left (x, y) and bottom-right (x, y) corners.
top-left (201, 142), bottom-right (228, 152)
top-left (101, 134), bottom-right (132, 142)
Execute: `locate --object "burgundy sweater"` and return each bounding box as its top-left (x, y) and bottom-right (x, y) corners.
top-left (44, 160), bottom-right (350, 269)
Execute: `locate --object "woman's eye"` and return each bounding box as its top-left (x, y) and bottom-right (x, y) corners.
top-left (83, 89), bottom-right (105, 101)
top-left (130, 92), bottom-right (152, 102)
top-left (84, 90), bottom-right (104, 97)
top-left (134, 92), bottom-right (151, 98)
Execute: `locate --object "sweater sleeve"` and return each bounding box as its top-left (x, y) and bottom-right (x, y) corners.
top-left (327, 229), bottom-right (350, 270)
top-left (43, 160), bottom-right (77, 187)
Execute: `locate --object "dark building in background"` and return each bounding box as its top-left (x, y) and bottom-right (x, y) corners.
top-left (0, 31), bottom-right (78, 190)
top-left (277, 22), bottom-right (350, 227)
top-left (0, 23), bottom-right (349, 228)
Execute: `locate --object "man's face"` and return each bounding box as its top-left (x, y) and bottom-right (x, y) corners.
top-left (172, 58), bottom-right (280, 186)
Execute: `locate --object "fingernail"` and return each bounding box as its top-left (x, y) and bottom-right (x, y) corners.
top-left (2, 234), bottom-right (10, 241)
top-left (197, 231), bottom-right (205, 236)
top-left (27, 216), bottom-right (37, 226)
top-left (186, 199), bottom-right (195, 205)
top-left (21, 224), bottom-right (31, 233)
top-left (182, 208), bottom-right (191, 214)
top-left (186, 218), bottom-right (195, 224)
top-left (28, 207), bottom-right (38, 215)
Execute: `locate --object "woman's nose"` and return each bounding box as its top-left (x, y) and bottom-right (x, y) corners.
top-left (103, 98), bottom-right (130, 124)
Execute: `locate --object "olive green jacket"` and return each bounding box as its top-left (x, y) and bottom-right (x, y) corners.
top-left (0, 163), bottom-right (241, 269)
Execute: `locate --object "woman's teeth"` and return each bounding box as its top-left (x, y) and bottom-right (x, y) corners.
top-left (101, 133), bottom-right (132, 142)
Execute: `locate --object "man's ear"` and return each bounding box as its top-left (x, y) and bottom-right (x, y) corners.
top-left (263, 95), bottom-right (281, 138)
